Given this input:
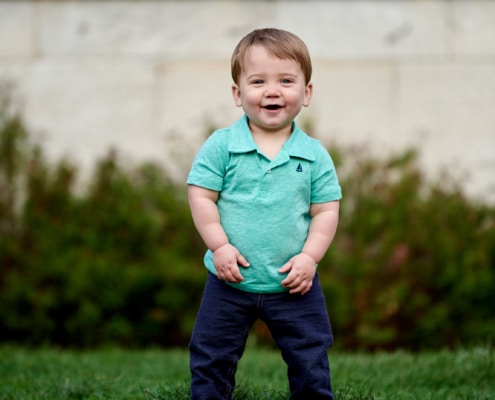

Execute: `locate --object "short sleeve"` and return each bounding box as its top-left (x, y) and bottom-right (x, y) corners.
top-left (311, 145), bottom-right (342, 203)
top-left (187, 130), bottom-right (227, 192)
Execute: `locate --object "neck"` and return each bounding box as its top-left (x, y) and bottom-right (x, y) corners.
top-left (250, 124), bottom-right (292, 160)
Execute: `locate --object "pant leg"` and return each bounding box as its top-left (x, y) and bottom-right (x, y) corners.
top-left (189, 273), bottom-right (257, 400)
top-left (261, 275), bottom-right (335, 400)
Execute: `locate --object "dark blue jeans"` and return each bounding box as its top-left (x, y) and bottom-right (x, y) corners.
top-left (189, 272), bottom-right (335, 400)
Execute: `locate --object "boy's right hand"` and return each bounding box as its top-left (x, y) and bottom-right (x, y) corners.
top-left (213, 243), bottom-right (250, 283)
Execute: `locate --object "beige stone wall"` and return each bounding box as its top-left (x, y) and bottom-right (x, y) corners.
top-left (1, 1), bottom-right (494, 200)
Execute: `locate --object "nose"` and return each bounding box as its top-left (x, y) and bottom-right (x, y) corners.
top-left (263, 83), bottom-right (281, 97)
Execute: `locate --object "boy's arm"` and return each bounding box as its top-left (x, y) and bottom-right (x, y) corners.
top-left (188, 184), bottom-right (227, 251)
top-left (302, 200), bottom-right (340, 263)
top-left (188, 184), bottom-right (249, 282)
top-left (280, 200), bottom-right (339, 295)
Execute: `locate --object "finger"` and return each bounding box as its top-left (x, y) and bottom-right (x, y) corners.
top-left (285, 274), bottom-right (304, 291)
top-left (278, 260), bottom-right (293, 274)
top-left (216, 266), bottom-right (229, 282)
top-left (299, 281), bottom-right (313, 295)
top-left (278, 265), bottom-right (291, 274)
top-left (237, 254), bottom-right (250, 268)
top-left (229, 265), bottom-right (244, 282)
top-left (282, 273), bottom-right (298, 288)
top-left (216, 265), bottom-right (237, 283)
top-left (300, 279), bottom-right (314, 294)
top-left (288, 281), bottom-right (303, 294)
top-left (290, 281), bottom-right (310, 295)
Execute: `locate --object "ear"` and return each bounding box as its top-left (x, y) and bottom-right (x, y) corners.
top-left (302, 82), bottom-right (313, 107)
top-left (232, 84), bottom-right (242, 107)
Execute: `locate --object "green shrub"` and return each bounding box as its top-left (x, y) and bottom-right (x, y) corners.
top-left (321, 145), bottom-right (495, 350)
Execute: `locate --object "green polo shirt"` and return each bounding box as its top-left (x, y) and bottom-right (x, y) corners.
top-left (187, 115), bottom-right (342, 293)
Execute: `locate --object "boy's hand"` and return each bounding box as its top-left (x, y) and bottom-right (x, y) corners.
top-left (213, 243), bottom-right (250, 283)
top-left (279, 253), bottom-right (317, 295)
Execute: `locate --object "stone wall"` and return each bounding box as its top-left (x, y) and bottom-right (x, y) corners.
top-left (1, 1), bottom-right (494, 199)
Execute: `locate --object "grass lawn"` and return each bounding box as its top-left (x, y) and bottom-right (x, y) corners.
top-left (0, 345), bottom-right (493, 399)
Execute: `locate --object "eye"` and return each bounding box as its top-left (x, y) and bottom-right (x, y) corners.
top-left (281, 78), bottom-right (294, 85)
top-left (250, 79), bottom-right (264, 85)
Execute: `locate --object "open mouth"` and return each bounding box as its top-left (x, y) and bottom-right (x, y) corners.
top-left (264, 104), bottom-right (283, 110)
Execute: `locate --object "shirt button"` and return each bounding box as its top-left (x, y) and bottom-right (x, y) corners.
top-left (267, 170), bottom-right (272, 174)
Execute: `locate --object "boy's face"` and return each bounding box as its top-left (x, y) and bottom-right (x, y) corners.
top-left (232, 45), bottom-right (312, 136)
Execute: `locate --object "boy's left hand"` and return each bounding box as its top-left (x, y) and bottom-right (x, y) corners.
top-left (279, 253), bottom-right (317, 295)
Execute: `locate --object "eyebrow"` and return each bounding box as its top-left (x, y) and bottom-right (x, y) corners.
top-left (245, 72), bottom-right (299, 80)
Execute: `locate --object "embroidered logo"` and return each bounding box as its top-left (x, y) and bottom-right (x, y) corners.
top-left (296, 163), bottom-right (303, 172)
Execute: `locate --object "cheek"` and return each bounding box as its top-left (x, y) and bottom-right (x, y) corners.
top-left (242, 91), bottom-right (260, 106)
top-left (286, 92), bottom-right (307, 107)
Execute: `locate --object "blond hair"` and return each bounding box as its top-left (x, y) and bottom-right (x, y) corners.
top-left (231, 28), bottom-right (312, 85)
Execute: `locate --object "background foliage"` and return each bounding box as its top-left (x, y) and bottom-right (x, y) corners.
top-left (1, 88), bottom-right (494, 350)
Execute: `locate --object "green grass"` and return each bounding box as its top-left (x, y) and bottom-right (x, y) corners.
top-left (0, 345), bottom-right (493, 399)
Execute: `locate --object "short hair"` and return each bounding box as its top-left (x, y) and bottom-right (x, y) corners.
top-left (231, 28), bottom-right (312, 85)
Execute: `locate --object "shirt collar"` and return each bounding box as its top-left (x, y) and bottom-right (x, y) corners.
top-left (228, 115), bottom-right (316, 161)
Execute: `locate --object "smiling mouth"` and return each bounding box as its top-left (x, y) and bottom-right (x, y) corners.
top-left (263, 104), bottom-right (283, 110)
